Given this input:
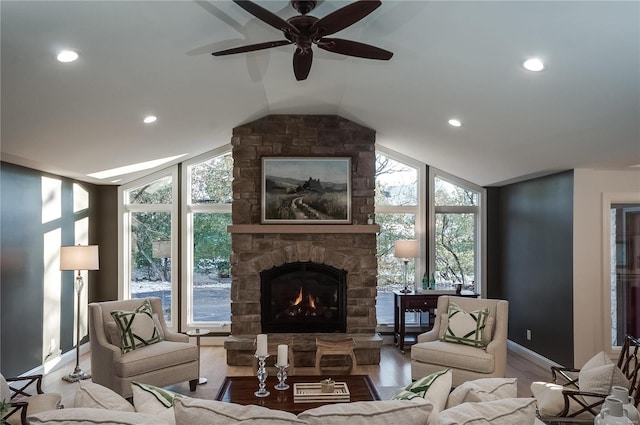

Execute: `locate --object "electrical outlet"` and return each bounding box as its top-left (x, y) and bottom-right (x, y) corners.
top-left (526, 329), bottom-right (532, 341)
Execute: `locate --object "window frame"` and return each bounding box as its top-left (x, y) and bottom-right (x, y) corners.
top-left (428, 167), bottom-right (486, 296)
top-left (118, 166), bottom-right (179, 330)
top-left (601, 191), bottom-right (640, 356)
top-left (374, 145), bottom-right (426, 330)
top-left (181, 145), bottom-right (233, 333)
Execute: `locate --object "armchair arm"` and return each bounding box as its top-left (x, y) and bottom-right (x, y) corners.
top-left (551, 366), bottom-right (580, 388)
top-left (416, 327), bottom-right (439, 343)
top-left (559, 389), bottom-right (606, 417)
top-left (5, 374), bottom-right (44, 397)
top-left (164, 329), bottom-right (189, 343)
top-left (3, 400), bottom-right (28, 425)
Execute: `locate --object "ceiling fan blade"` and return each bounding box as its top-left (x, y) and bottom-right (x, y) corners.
top-left (212, 39), bottom-right (293, 56)
top-left (293, 48), bottom-right (313, 81)
top-left (317, 38), bottom-right (393, 60)
top-left (233, 0), bottom-right (299, 35)
top-left (310, 0), bottom-right (381, 37)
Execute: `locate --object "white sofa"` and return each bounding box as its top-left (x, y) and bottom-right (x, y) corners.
top-left (25, 375), bottom-right (545, 425)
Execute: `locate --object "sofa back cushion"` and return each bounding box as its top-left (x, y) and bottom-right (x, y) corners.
top-left (298, 398), bottom-right (433, 425)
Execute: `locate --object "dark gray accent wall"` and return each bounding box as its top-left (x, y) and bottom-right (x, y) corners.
top-left (0, 162), bottom-right (117, 376)
top-left (487, 170), bottom-right (574, 367)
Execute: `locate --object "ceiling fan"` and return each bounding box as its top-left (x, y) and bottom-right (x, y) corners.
top-left (212, 0), bottom-right (393, 81)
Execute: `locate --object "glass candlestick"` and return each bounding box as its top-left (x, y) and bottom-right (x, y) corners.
top-left (254, 354), bottom-right (270, 398)
top-left (274, 364), bottom-right (289, 390)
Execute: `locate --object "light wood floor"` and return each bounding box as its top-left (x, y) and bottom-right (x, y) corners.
top-left (41, 344), bottom-right (550, 407)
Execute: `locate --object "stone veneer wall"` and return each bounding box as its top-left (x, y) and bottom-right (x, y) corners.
top-left (229, 115), bottom-right (378, 336)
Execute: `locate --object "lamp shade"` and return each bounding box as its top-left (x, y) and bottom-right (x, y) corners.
top-left (394, 239), bottom-right (419, 259)
top-left (60, 245), bottom-right (99, 271)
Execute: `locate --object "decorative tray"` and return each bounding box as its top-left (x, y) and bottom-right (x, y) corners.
top-left (293, 382), bottom-right (350, 403)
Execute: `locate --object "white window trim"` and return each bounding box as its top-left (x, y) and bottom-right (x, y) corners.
top-left (601, 191), bottom-right (640, 356)
top-left (429, 167), bottom-right (486, 296)
top-left (181, 145), bottom-right (232, 333)
top-left (118, 166), bottom-right (179, 329)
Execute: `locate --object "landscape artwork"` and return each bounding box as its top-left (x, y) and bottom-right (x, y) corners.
top-left (262, 157), bottom-right (351, 224)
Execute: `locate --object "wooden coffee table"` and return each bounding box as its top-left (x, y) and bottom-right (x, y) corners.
top-left (215, 374), bottom-right (381, 414)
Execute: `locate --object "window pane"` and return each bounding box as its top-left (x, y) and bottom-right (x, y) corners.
top-left (129, 211), bottom-right (172, 323)
top-left (375, 153), bottom-right (418, 206)
top-left (190, 153), bottom-right (233, 204)
top-left (610, 204), bottom-right (640, 347)
top-left (435, 212), bottom-right (475, 288)
top-left (435, 176), bottom-right (478, 206)
top-left (376, 212), bottom-right (416, 325)
top-left (127, 176), bottom-right (173, 204)
top-left (192, 212), bottom-right (232, 322)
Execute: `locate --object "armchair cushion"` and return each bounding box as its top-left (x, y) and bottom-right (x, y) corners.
top-left (412, 341), bottom-right (494, 373)
top-left (530, 381), bottom-right (591, 418)
top-left (578, 351), bottom-right (629, 396)
top-left (113, 340), bottom-right (198, 377)
top-left (441, 302), bottom-right (489, 348)
top-left (111, 300), bottom-right (163, 353)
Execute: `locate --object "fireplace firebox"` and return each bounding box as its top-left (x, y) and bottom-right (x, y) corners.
top-left (260, 262), bottom-right (347, 333)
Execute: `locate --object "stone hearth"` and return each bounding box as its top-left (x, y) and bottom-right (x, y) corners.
top-left (225, 115), bottom-right (382, 366)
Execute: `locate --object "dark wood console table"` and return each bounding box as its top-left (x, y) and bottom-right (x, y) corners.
top-left (393, 290), bottom-right (478, 353)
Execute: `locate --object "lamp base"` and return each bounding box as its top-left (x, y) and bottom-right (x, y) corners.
top-left (62, 368), bottom-right (91, 383)
top-left (399, 287), bottom-right (413, 293)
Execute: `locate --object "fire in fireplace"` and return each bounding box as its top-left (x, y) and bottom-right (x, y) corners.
top-left (260, 262), bottom-right (347, 333)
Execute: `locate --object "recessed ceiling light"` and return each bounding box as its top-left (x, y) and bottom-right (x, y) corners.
top-left (448, 119), bottom-right (462, 127)
top-left (143, 115), bottom-right (157, 124)
top-left (523, 58), bottom-right (544, 72)
top-left (56, 50), bottom-right (78, 63)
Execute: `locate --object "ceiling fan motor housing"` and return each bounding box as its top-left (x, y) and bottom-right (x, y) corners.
top-left (291, 1), bottom-right (317, 15)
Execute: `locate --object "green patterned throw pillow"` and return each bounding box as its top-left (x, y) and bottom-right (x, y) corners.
top-left (111, 300), bottom-right (163, 353)
top-left (131, 381), bottom-right (183, 412)
top-left (441, 302), bottom-right (489, 348)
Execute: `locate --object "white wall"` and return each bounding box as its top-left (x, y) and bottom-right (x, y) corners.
top-left (573, 168), bottom-right (640, 366)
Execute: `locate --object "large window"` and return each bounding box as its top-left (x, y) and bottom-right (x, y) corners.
top-left (609, 203), bottom-right (640, 347)
top-left (374, 147), bottom-right (424, 326)
top-left (182, 148), bottom-right (233, 331)
top-left (119, 169), bottom-right (178, 328)
top-left (430, 169), bottom-right (484, 294)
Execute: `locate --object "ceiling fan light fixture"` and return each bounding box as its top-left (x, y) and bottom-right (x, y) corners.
top-left (143, 115), bottom-right (157, 124)
top-left (523, 58), bottom-right (544, 72)
top-left (448, 119), bottom-right (462, 127)
top-left (57, 50), bottom-right (79, 63)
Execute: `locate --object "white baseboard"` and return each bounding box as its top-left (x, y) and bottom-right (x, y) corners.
top-left (22, 342), bottom-right (91, 377)
top-left (507, 339), bottom-right (563, 370)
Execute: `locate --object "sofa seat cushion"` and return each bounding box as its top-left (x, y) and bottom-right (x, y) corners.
top-left (114, 341), bottom-right (198, 377)
top-left (173, 398), bottom-right (306, 425)
top-left (297, 398), bottom-right (433, 425)
top-left (27, 407), bottom-right (173, 425)
top-left (411, 340), bottom-right (494, 373)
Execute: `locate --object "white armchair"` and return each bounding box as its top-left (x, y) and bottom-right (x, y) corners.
top-left (410, 295), bottom-right (509, 387)
top-left (88, 297), bottom-right (199, 398)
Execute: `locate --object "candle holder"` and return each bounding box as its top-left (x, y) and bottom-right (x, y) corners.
top-left (254, 354), bottom-right (270, 398)
top-left (274, 364), bottom-right (289, 390)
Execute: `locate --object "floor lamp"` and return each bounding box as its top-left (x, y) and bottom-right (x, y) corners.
top-left (60, 245), bottom-right (99, 383)
top-left (394, 239), bottom-right (418, 293)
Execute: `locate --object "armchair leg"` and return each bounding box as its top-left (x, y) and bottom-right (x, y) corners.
top-left (189, 379), bottom-right (198, 392)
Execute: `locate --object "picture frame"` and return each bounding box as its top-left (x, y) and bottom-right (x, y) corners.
top-left (261, 157), bottom-right (351, 224)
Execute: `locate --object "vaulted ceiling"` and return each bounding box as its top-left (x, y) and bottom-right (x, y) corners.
top-left (2, 1), bottom-right (638, 186)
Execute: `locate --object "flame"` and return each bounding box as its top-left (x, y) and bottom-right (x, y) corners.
top-left (308, 295), bottom-right (316, 309)
top-left (293, 287), bottom-right (303, 306)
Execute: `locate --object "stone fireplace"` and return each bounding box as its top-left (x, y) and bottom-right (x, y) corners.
top-left (224, 115), bottom-right (382, 367)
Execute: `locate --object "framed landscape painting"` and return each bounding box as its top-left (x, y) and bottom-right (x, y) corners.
top-left (261, 157), bottom-right (351, 224)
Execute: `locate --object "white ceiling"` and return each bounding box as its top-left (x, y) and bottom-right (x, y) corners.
top-left (2, 0), bottom-right (639, 187)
